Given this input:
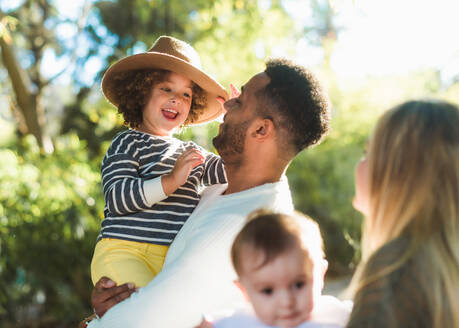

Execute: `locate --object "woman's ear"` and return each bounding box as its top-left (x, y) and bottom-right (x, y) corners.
top-left (251, 118), bottom-right (274, 139)
top-left (233, 280), bottom-right (250, 302)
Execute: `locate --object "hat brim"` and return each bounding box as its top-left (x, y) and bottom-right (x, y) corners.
top-left (102, 52), bottom-right (228, 125)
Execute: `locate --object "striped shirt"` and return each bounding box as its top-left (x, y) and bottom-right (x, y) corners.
top-left (98, 129), bottom-right (226, 245)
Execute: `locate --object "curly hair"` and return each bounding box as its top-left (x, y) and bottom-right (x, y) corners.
top-left (110, 69), bottom-right (207, 128)
top-left (259, 58), bottom-right (330, 154)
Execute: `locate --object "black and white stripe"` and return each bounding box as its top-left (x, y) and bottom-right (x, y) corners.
top-left (98, 130), bottom-right (226, 245)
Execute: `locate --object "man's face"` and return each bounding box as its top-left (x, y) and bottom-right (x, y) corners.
top-left (212, 73), bottom-right (270, 163)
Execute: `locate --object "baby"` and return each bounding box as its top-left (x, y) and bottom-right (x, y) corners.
top-left (201, 210), bottom-right (351, 328)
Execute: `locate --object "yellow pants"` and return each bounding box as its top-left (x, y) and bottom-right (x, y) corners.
top-left (91, 238), bottom-right (169, 287)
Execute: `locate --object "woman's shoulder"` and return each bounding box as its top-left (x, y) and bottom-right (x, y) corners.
top-left (348, 238), bottom-right (430, 327)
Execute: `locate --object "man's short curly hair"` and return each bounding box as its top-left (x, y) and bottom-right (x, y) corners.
top-left (258, 58), bottom-right (330, 154)
top-left (110, 69), bottom-right (207, 128)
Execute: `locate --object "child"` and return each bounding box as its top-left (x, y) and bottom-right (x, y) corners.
top-left (90, 36), bottom-right (229, 288)
top-left (201, 210), bottom-right (351, 328)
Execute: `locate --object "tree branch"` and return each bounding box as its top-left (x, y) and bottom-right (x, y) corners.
top-left (43, 0), bottom-right (92, 86)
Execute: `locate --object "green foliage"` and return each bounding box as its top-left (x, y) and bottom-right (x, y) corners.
top-left (192, 0), bottom-right (296, 88)
top-left (0, 134), bottom-right (104, 327)
top-left (1, 0), bottom-right (459, 326)
top-left (60, 87), bottom-right (125, 157)
top-left (287, 120), bottom-right (369, 275)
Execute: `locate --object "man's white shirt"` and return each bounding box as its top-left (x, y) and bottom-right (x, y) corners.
top-left (88, 178), bottom-right (294, 328)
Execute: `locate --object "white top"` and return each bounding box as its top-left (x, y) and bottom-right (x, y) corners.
top-left (213, 295), bottom-right (353, 328)
top-left (88, 178), bottom-right (294, 328)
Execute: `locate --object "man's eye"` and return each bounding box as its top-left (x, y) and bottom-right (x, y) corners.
top-left (261, 288), bottom-right (273, 295)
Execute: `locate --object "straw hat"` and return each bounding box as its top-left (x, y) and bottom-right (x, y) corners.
top-left (101, 36), bottom-right (228, 125)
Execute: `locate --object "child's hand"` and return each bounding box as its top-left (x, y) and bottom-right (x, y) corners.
top-left (229, 83), bottom-right (241, 98)
top-left (217, 83), bottom-right (241, 112)
top-left (162, 148), bottom-right (205, 195)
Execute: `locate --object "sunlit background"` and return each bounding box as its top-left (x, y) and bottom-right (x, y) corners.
top-left (3, 0), bottom-right (459, 81)
top-left (1, 1), bottom-right (458, 327)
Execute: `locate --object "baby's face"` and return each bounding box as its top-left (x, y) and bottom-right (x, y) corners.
top-left (238, 246), bottom-right (315, 328)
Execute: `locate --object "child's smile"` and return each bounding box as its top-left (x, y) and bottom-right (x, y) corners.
top-left (139, 71), bottom-right (193, 136)
top-left (161, 108), bottom-right (179, 120)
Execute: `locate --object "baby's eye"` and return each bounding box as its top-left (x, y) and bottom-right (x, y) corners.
top-left (161, 87), bottom-right (171, 92)
top-left (183, 92), bottom-right (191, 98)
top-left (261, 288), bottom-right (273, 296)
top-left (293, 281), bottom-right (305, 290)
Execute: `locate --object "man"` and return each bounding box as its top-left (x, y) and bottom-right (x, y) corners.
top-left (86, 58), bottom-right (330, 328)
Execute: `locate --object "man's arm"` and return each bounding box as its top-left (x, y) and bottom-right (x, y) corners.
top-left (88, 213), bottom-right (245, 328)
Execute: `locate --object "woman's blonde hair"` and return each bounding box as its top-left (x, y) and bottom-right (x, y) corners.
top-left (351, 100), bottom-right (459, 327)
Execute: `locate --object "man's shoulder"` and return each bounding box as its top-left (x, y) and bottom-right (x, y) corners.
top-left (236, 178), bottom-right (294, 213)
top-left (199, 179), bottom-right (293, 215)
top-left (200, 184), bottom-right (228, 198)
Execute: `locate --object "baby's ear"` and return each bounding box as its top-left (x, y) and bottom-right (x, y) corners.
top-left (321, 259), bottom-right (328, 278)
top-left (233, 280), bottom-right (250, 302)
top-left (314, 259), bottom-right (328, 293)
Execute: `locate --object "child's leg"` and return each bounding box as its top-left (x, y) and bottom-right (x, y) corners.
top-left (143, 242), bottom-right (170, 277)
top-left (91, 238), bottom-right (169, 287)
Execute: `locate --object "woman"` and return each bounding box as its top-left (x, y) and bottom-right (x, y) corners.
top-left (348, 100), bottom-right (459, 327)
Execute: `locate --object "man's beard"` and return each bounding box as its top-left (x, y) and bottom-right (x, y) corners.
top-left (213, 120), bottom-right (250, 164)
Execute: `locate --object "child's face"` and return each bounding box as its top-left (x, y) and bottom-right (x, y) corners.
top-left (237, 246), bottom-right (315, 328)
top-left (140, 72), bottom-right (193, 136)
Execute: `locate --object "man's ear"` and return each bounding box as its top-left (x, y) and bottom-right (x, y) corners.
top-left (250, 118), bottom-right (274, 140)
top-left (233, 280), bottom-right (250, 302)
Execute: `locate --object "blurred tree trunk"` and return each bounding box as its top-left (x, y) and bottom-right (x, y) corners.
top-left (0, 7), bottom-right (53, 152)
top-left (0, 12), bottom-right (51, 151)
top-left (165, 0), bottom-right (172, 34)
top-left (304, 0), bottom-right (343, 69)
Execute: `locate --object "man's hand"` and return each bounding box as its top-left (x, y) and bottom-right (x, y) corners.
top-left (91, 277), bottom-right (137, 318)
top-left (162, 148), bottom-right (205, 195)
